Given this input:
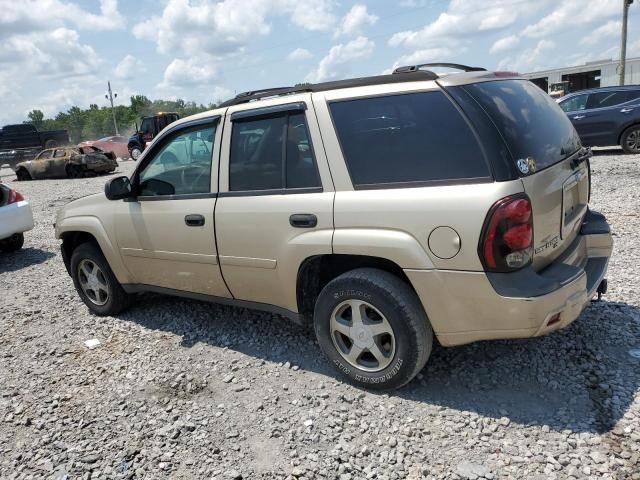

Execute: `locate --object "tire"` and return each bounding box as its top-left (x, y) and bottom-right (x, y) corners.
top-left (0, 233), bottom-right (24, 252)
top-left (15, 168), bottom-right (31, 181)
top-left (70, 242), bottom-right (132, 316)
top-left (129, 146), bottom-right (142, 161)
top-left (313, 268), bottom-right (433, 391)
top-left (65, 164), bottom-right (84, 178)
top-left (44, 139), bottom-right (58, 149)
top-left (620, 125), bottom-right (640, 154)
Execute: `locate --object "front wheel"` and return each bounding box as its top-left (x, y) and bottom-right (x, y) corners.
top-left (15, 168), bottom-right (31, 181)
top-left (129, 146), bottom-right (142, 161)
top-left (0, 233), bottom-right (24, 252)
top-left (70, 243), bottom-right (132, 316)
top-left (313, 268), bottom-right (433, 391)
top-left (621, 125), bottom-right (640, 154)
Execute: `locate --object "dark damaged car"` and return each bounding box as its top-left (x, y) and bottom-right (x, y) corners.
top-left (15, 146), bottom-right (117, 181)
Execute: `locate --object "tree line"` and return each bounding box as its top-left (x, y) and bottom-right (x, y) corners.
top-left (25, 95), bottom-right (215, 144)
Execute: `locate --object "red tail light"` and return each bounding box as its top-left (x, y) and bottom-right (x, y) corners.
top-left (7, 188), bottom-right (24, 204)
top-left (479, 194), bottom-right (533, 272)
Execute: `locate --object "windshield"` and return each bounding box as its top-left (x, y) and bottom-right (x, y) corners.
top-left (463, 79), bottom-right (581, 171)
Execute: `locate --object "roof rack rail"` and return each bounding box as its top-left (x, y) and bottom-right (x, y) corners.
top-left (393, 63), bottom-right (486, 74)
top-left (218, 69), bottom-right (438, 107)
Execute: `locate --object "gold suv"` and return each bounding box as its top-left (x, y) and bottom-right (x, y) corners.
top-left (55, 64), bottom-right (613, 390)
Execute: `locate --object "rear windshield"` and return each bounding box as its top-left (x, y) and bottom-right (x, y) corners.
top-left (463, 79), bottom-right (581, 171)
top-left (329, 91), bottom-right (490, 188)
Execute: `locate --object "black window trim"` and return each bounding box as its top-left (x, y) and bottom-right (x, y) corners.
top-left (227, 108), bottom-right (323, 194)
top-left (230, 102), bottom-right (307, 122)
top-left (326, 89), bottom-right (494, 190)
top-left (133, 115), bottom-right (220, 201)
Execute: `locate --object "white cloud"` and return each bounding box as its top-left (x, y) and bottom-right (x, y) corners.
top-left (0, 0), bottom-right (125, 38)
top-left (159, 57), bottom-right (219, 88)
top-left (522, 0), bottom-right (619, 38)
top-left (497, 39), bottom-right (555, 73)
top-left (133, 0), bottom-right (335, 58)
top-left (0, 28), bottom-right (101, 78)
top-left (490, 35), bottom-right (520, 54)
top-left (306, 36), bottom-right (374, 83)
top-left (389, 0), bottom-right (537, 48)
top-left (114, 55), bottom-right (144, 80)
top-left (580, 20), bottom-right (621, 46)
top-left (335, 4), bottom-right (378, 37)
top-left (287, 48), bottom-right (313, 61)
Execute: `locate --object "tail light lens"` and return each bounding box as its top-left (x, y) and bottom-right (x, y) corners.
top-left (479, 194), bottom-right (533, 272)
top-left (7, 188), bottom-right (24, 205)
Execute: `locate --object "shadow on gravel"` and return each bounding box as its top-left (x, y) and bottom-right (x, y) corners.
top-left (117, 295), bottom-right (640, 435)
top-left (0, 248), bottom-right (56, 273)
top-left (592, 147), bottom-right (625, 156)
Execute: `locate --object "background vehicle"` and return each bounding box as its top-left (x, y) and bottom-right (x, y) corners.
top-left (558, 85), bottom-right (640, 153)
top-left (56, 65), bottom-right (612, 390)
top-left (15, 146), bottom-right (117, 180)
top-left (127, 112), bottom-right (179, 160)
top-left (549, 81), bottom-right (569, 99)
top-left (0, 124), bottom-right (69, 170)
top-left (0, 180), bottom-right (33, 252)
top-left (79, 136), bottom-right (130, 160)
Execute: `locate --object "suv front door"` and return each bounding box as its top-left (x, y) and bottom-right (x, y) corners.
top-left (216, 98), bottom-right (335, 314)
top-left (114, 117), bottom-right (231, 297)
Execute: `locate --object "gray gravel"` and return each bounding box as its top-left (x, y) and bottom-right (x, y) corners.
top-left (1, 150), bottom-right (639, 480)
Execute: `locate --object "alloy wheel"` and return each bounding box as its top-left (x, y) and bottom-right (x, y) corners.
top-left (77, 259), bottom-right (110, 306)
top-left (626, 129), bottom-right (640, 153)
top-left (330, 299), bottom-right (396, 372)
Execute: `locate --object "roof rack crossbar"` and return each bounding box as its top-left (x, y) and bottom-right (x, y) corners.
top-left (393, 63), bottom-right (486, 74)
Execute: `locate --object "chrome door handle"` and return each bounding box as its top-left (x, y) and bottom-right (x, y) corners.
top-left (572, 115), bottom-right (585, 120)
top-left (620, 107), bottom-right (633, 114)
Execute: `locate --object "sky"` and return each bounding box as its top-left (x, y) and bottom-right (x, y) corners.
top-left (1, 0), bottom-right (639, 125)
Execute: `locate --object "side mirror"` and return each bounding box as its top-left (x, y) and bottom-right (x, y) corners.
top-left (105, 176), bottom-right (133, 200)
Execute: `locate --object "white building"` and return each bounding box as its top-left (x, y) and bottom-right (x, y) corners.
top-left (522, 57), bottom-right (640, 94)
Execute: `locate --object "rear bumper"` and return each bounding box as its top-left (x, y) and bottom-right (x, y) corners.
top-left (0, 201), bottom-right (34, 240)
top-left (405, 209), bottom-right (613, 347)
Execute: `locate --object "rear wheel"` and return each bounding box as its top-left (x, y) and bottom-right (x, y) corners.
top-left (70, 243), bottom-right (132, 316)
top-left (621, 125), bottom-right (640, 154)
top-left (0, 233), bottom-right (24, 252)
top-left (15, 168), bottom-right (31, 181)
top-left (66, 164), bottom-right (84, 178)
top-left (313, 268), bottom-right (433, 390)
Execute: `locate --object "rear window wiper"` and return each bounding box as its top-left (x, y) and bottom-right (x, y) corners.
top-left (570, 147), bottom-right (592, 170)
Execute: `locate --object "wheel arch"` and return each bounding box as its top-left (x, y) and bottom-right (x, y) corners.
top-left (296, 254), bottom-right (414, 324)
top-left (57, 218), bottom-right (132, 284)
top-left (617, 121), bottom-right (640, 144)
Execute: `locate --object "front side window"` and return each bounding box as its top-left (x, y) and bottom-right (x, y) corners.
top-left (53, 149), bottom-right (66, 158)
top-left (137, 123), bottom-right (216, 196)
top-left (329, 91), bottom-right (490, 187)
top-left (140, 118), bottom-right (154, 135)
top-left (559, 94), bottom-right (588, 112)
top-left (229, 111), bottom-right (321, 191)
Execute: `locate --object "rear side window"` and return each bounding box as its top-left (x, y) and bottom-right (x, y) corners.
top-left (464, 80), bottom-right (581, 171)
top-left (229, 112), bottom-right (321, 191)
top-left (329, 91), bottom-right (490, 188)
top-left (586, 91), bottom-right (629, 109)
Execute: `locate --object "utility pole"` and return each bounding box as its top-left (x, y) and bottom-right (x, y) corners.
top-left (619, 0), bottom-right (634, 85)
top-left (105, 81), bottom-right (119, 135)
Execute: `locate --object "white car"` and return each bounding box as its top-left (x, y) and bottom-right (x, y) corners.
top-left (0, 180), bottom-right (34, 252)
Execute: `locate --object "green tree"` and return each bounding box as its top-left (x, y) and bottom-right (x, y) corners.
top-left (26, 110), bottom-right (44, 129)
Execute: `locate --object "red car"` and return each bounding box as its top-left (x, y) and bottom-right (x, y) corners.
top-left (78, 136), bottom-right (130, 160)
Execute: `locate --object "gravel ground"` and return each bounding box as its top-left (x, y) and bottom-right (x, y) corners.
top-left (1, 151), bottom-right (639, 480)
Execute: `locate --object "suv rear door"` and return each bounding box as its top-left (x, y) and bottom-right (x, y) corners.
top-left (215, 95), bottom-right (334, 313)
